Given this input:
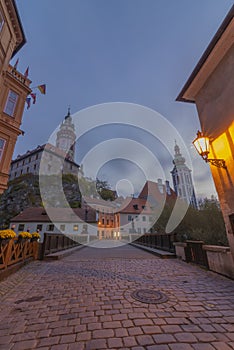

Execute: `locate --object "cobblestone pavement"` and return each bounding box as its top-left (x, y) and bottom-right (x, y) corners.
top-left (0, 244), bottom-right (234, 350)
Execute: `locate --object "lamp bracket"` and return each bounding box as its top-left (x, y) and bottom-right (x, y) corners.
top-left (206, 158), bottom-right (227, 169)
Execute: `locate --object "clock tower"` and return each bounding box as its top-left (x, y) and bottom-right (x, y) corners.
top-left (56, 108), bottom-right (76, 161)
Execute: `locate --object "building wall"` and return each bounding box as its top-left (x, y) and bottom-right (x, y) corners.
top-left (0, 0), bottom-right (30, 192)
top-left (9, 148), bottom-right (79, 180)
top-left (11, 221), bottom-right (98, 242)
top-left (195, 45), bottom-right (234, 258)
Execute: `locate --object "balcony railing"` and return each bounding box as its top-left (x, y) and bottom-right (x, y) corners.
top-left (6, 64), bottom-right (31, 87)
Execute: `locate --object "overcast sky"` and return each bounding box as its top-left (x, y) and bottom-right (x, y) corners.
top-left (13, 0), bottom-right (233, 199)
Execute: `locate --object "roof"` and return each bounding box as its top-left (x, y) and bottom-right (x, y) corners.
top-left (176, 5), bottom-right (234, 103)
top-left (118, 197), bottom-right (154, 215)
top-left (7, 0), bottom-right (26, 57)
top-left (138, 180), bottom-right (177, 204)
top-left (11, 207), bottom-right (97, 223)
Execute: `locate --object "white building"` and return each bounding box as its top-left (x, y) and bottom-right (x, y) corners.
top-left (9, 109), bottom-right (79, 180)
top-left (10, 207), bottom-right (97, 242)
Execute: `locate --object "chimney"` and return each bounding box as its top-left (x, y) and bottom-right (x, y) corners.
top-left (157, 178), bottom-right (164, 194)
top-left (165, 180), bottom-right (171, 195)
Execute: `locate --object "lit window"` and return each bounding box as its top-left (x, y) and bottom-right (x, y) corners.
top-left (0, 138), bottom-right (6, 161)
top-left (73, 225), bottom-right (79, 231)
top-left (0, 12), bottom-right (4, 31)
top-left (4, 90), bottom-right (18, 117)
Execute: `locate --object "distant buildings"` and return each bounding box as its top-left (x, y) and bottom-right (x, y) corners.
top-left (9, 109), bottom-right (79, 180)
top-left (10, 207), bottom-right (97, 242)
top-left (83, 179), bottom-right (176, 239)
top-left (0, 0), bottom-right (31, 193)
top-left (176, 5), bottom-right (234, 258)
top-left (171, 143), bottom-right (197, 208)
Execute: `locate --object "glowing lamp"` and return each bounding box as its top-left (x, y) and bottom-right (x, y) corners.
top-left (192, 131), bottom-right (226, 169)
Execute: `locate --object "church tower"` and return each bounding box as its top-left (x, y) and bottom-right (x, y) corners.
top-left (171, 143), bottom-right (197, 208)
top-left (56, 108), bottom-right (76, 161)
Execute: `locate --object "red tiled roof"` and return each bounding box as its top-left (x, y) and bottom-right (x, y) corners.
top-left (118, 197), bottom-right (154, 214)
top-left (11, 207), bottom-right (97, 223)
top-left (138, 181), bottom-right (176, 203)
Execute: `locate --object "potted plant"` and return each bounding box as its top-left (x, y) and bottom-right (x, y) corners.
top-left (18, 231), bottom-right (32, 242)
top-left (31, 231), bottom-right (41, 242)
top-left (0, 229), bottom-right (16, 244)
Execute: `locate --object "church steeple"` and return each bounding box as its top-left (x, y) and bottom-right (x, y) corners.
top-left (56, 108), bottom-right (76, 161)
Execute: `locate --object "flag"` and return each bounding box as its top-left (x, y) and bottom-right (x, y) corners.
top-left (37, 84), bottom-right (46, 94)
top-left (24, 66), bottom-right (29, 78)
top-left (13, 58), bottom-right (19, 70)
top-left (26, 97), bottom-right (31, 109)
top-left (30, 93), bottom-right (36, 104)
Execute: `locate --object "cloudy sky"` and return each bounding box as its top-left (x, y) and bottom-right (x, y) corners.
top-left (13, 0), bottom-right (233, 199)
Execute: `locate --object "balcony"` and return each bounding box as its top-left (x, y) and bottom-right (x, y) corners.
top-left (5, 64), bottom-right (31, 89)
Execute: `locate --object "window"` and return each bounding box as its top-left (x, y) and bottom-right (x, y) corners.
top-left (0, 138), bottom-right (6, 161)
top-left (0, 12), bottom-right (4, 31)
top-left (73, 224), bottom-right (79, 231)
top-left (46, 224), bottom-right (54, 231)
top-left (28, 157), bottom-right (31, 163)
top-left (18, 224), bottom-right (25, 231)
top-left (102, 218), bottom-right (105, 225)
top-left (60, 224), bottom-right (65, 231)
top-left (106, 219), bottom-right (109, 225)
top-left (137, 228), bottom-right (141, 233)
top-left (20, 170), bottom-right (23, 175)
top-left (4, 90), bottom-right (18, 117)
top-left (34, 164), bottom-right (36, 170)
top-left (128, 215), bottom-right (132, 221)
top-left (37, 224), bottom-right (43, 231)
top-left (142, 216), bottom-right (146, 221)
top-left (27, 167), bottom-right (29, 173)
top-left (36, 154), bottom-right (39, 160)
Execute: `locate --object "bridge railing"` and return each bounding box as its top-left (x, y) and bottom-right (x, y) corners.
top-left (40, 233), bottom-right (80, 258)
top-left (132, 233), bottom-right (177, 253)
top-left (0, 238), bottom-right (38, 271)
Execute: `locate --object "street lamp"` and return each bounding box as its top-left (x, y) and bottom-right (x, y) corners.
top-left (192, 131), bottom-right (226, 169)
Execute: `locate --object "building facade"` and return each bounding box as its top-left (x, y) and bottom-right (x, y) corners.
top-left (10, 207), bottom-right (97, 242)
top-left (177, 6), bottom-right (234, 259)
top-left (0, 0), bottom-right (31, 192)
top-left (171, 143), bottom-right (197, 208)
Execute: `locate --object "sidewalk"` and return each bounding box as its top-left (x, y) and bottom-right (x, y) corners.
top-left (0, 244), bottom-right (233, 350)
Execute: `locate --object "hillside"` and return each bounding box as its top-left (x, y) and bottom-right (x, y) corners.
top-left (0, 174), bottom-right (81, 228)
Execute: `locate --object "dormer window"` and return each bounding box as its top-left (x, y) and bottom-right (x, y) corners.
top-left (133, 204), bottom-right (138, 210)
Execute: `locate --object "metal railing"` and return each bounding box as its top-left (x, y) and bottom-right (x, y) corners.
top-left (133, 233), bottom-right (177, 253)
top-left (184, 240), bottom-right (209, 268)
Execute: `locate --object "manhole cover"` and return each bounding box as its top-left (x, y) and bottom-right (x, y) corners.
top-left (15, 296), bottom-right (43, 304)
top-left (131, 289), bottom-right (168, 304)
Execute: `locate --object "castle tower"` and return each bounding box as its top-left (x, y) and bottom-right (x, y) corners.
top-left (171, 142), bottom-right (197, 208)
top-left (56, 108), bottom-right (76, 161)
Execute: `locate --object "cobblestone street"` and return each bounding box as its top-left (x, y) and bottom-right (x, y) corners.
top-left (0, 244), bottom-right (234, 350)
